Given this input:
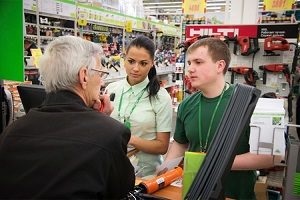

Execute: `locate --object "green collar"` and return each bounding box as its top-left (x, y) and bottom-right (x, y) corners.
top-left (123, 77), bottom-right (149, 95)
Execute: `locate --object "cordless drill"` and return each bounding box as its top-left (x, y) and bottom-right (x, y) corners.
top-left (228, 67), bottom-right (259, 86)
top-left (232, 36), bottom-right (260, 56)
top-left (259, 64), bottom-right (291, 85)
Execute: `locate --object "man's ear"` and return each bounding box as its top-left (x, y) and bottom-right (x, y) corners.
top-left (217, 60), bottom-right (226, 73)
top-left (78, 67), bottom-right (88, 89)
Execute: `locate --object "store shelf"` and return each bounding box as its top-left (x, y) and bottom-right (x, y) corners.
top-left (259, 8), bottom-right (300, 12)
top-left (24, 67), bottom-right (38, 70)
top-left (164, 83), bottom-right (176, 89)
top-left (86, 19), bottom-right (123, 29)
top-left (40, 36), bottom-right (56, 40)
top-left (81, 30), bottom-right (109, 35)
top-left (38, 12), bottom-right (75, 21)
top-left (25, 22), bottom-right (37, 27)
top-left (24, 9), bottom-right (37, 15)
top-left (105, 75), bottom-right (126, 84)
top-left (25, 34), bottom-right (38, 38)
top-left (157, 70), bottom-right (174, 75)
top-left (40, 25), bottom-right (74, 32)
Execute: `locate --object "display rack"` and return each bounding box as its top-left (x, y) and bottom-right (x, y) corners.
top-left (23, 0), bottom-right (181, 89)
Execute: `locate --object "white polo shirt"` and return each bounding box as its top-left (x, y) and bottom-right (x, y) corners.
top-left (106, 78), bottom-right (173, 176)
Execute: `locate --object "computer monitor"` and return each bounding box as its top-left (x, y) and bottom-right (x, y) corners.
top-left (17, 84), bottom-right (46, 113)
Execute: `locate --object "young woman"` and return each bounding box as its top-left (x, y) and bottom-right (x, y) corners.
top-left (106, 36), bottom-right (173, 177)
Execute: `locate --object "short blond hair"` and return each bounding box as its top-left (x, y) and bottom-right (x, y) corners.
top-left (187, 38), bottom-right (231, 74)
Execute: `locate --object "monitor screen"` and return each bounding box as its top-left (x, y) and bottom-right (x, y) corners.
top-left (17, 84), bottom-right (46, 113)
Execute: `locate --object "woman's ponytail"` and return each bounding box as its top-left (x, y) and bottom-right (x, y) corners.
top-left (147, 66), bottom-right (160, 101)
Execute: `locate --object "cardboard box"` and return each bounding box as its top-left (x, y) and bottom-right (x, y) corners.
top-left (249, 98), bottom-right (286, 156)
top-left (255, 176), bottom-right (268, 200)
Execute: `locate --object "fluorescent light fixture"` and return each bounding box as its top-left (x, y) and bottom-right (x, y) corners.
top-left (144, 5), bottom-right (182, 9)
top-left (143, 1), bottom-right (182, 5)
top-left (145, 12), bottom-right (183, 16)
top-left (206, 0), bottom-right (226, 3)
top-left (77, 0), bottom-right (92, 3)
top-left (206, 3), bottom-right (226, 6)
top-left (206, 6), bottom-right (222, 10)
top-left (163, 8), bottom-right (182, 11)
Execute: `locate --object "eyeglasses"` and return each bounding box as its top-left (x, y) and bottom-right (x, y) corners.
top-left (91, 68), bottom-right (109, 79)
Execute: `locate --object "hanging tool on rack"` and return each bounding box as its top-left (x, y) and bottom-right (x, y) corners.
top-left (176, 35), bottom-right (203, 52)
top-left (228, 66), bottom-right (259, 86)
top-left (177, 35), bottom-right (229, 52)
top-left (233, 36), bottom-right (260, 56)
top-left (263, 36), bottom-right (290, 56)
top-left (109, 54), bottom-right (121, 72)
top-left (259, 63), bottom-right (293, 121)
top-left (259, 63), bottom-right (291, 85)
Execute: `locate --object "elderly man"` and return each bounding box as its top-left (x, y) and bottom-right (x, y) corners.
top-left (0, 36), bottom-right (134, 199)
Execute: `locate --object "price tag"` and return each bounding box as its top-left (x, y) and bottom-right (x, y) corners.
top-left (30, 48), bottom-right (43, 68)
top-left (125, 20), bottom-right (132, 33)
top-left (77, 11), bottom-right (88, 26)
top-left (77, 19), bottom-right (87, 26)
top-left (182, 0), bottom-right (206, 15)
top-left (264, 0), bottom-right (294, 11)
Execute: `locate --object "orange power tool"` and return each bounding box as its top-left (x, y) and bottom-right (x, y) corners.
top-left (177, 35), bottom-right (202, 51)
top-left (264, 36), bottom-right (290, 56)
top-left (177, 35), bottom-right (229, 52)
top-left (259, 63), bottom-right (291, 85)
top-left (232, 36), bottom-right (260, 56)
top-left (228, 67), bottom-right (259, 86)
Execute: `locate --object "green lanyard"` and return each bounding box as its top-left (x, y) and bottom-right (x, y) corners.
top-left (118, 87), bottom-right (146, 129)
top-left (198, 84), bottom-right (226, 153)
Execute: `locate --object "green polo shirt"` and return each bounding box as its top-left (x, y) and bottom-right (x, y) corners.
top-left (106, 78), bottom-right (173, 176)
top-left (174, 85), bottom-right (256, 200)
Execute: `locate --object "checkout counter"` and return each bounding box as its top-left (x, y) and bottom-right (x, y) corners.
top-left (135, 177), bottom-right (181, 200)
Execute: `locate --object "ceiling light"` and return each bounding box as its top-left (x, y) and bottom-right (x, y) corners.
top-left (206, 6), bottom-right (222, 10)
top-left (163, 8), bottom-right (182, 11)
top-left (206, 3), bottom-right (226, 6)
top-left (143, 1), bottom-right (182, 5)
top-left (206, 0), bottom-right (226, 3)
top-left (144, 5), bottom-right (182, 9)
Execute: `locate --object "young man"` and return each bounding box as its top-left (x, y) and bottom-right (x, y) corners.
top-left (164, 38), bottom-right (279, 199)
top-left (0, 36), bottom-right (134, 199)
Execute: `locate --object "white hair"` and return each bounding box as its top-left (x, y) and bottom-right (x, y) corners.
top-left (39, 36), bottom-right (103, 93)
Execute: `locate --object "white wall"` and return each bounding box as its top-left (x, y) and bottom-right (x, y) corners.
top-left (228, 0), bottom-right (259, 24)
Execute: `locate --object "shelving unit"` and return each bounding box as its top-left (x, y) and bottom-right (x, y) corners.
top-left (257, 7), bottom-right (300, 24)
top-left (23, 0), bottom-right (180, 50)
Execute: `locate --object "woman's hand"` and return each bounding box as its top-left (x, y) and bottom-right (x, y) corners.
top-left (128, 135), bottom-right (137, 146)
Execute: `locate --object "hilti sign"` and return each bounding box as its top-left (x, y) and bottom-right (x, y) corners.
top-left (185, 25), bottom-right (258, 39)
top-left (189, 28), bottom-right (239, 37)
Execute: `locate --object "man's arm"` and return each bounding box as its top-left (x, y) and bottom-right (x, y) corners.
top-left (231, 152), bottom-right (283, 170)
top-left (156, 141), bottom-right (188, 175)
top-left (164, 141), bottom-right (189, 162)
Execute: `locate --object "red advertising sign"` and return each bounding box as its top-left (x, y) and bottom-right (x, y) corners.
top-left (185, 25), bottom-right (258, 39)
